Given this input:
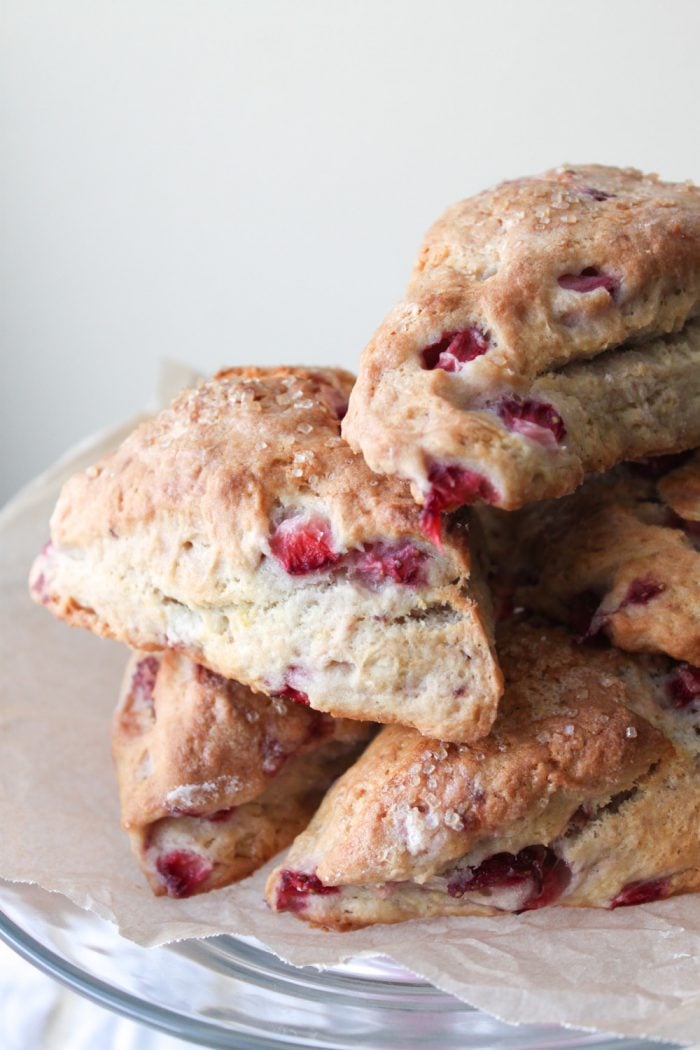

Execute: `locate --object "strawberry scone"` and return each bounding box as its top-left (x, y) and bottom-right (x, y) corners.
top-left (114, 651), bottom-right (373, 898)
top-left (343, 166), bottom-right (700, 531)
top-left (483, 450), bottom-right (700, 664)
top-left (266, 621), bottom-right (700, 929)
top-left (30, 367), bottom-right (501, 742)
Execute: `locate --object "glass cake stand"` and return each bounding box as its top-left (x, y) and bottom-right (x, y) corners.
top-left (0, 880), bottom-right (676, 1050)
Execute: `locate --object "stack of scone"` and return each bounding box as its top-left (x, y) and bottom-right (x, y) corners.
top-left (30, 165), bottom-right (700, 929)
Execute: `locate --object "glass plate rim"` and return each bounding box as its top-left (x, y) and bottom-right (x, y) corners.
top-left (0, 896), bottom-right (676, 1050)
top-left (0, 901), bottom-right (475, 1050)
top-left (0, 907), bottom-right (241, 1049)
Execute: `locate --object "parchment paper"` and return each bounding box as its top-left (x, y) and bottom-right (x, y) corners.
top-left (1, 389), bottom-right (699, 1046)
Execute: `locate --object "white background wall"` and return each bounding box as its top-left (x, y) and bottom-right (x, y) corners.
top-left (2, 0), bottom-right (700, 504)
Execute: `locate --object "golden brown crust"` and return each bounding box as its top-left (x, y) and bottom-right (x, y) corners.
top-left (410, 165), bottom-right (700, 380)
top-left (29, 367), bottom-right (502, 742)
top-left (113, 651), bottom-right (373, 897)
top-left (49, 366), bottom-right (419, 560)
top-left (265, 622), bottom-right (698, 928)
top-left (487, 453), bottom-right (700, 664)
top-left (269, 623), bottom-right (667, 886)
top-left (344, 166), bottom-right (700, 510)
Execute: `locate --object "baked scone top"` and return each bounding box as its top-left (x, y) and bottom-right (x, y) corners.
top-left (32, 365), bottom-right (503, 741)
top-left (282, 622), bottom-right (669, 887)
top-left (343, 165), bottom-right (700, 515)
top-left (48, 366), bottom-right (440, 574)
top-left (408, 164), bottom-right (700, 386)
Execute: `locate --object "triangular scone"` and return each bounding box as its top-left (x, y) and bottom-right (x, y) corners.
top-left (482, 450), bottom-right (700, 665)
top-left (30, 367), bottom-right (501, 742)
top-left (113, 651), bottom-right (373, 897)
top-left (343, 166), bottom-right (700, 528)
top-left (265, 622), bottom-right (700, 929)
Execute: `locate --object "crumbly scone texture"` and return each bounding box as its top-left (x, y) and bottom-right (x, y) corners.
top-left (113, 651), bottom-right (373, 897)
top-left (29, 366), bottom-right (502, 742)
top-left (265, 621), bottom-right (700, 929)
top-left (343, 165), bottom-right (700, 510)
top-left (481, 451), bottom-right (700, 664)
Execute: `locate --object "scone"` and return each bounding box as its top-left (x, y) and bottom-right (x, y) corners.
top-left (113, 651), bottom-right (373, 897)
top-left (265, 621), bottom-right (700, 929)
top-left (30, 366), bottom-right (502, 742)
top-left (343, 165), bottom-right (700, 530)
top-left (482, 450), bottom-right (700, 664)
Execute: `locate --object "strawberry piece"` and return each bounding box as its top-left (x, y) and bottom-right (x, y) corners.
top-left (610, 878), bottom-right (669, 909)
top-left (421, 327), bottom-right (490, 372)
top-left (447, 845), bottom-right (571, 911)
top-left (30, 542), bottom-right (54, 603)
top-left (274, 683), bottom-right (310, 706)
top-left (353, 541), bottom-right (428, 587)
top-left (666, 664), bottom-right (700, 709)
top-left (207, 807), bottom-right (238, 822)
top-left (275, 870), bottom-right (340, 912)
top-left (155, 850), bottom-right (213, 898)
top-left (497, 397), bottom-right (566, 447)
top-left (558, 267), bottom-right (618, 295)
top-left (269, 516), bottom-right (341, 575)
top-left (586, 576), bottom-right (664, 640)
top-left (619, 577), bottom-right (665, 608)
top-left (421, 465), bottom-right (499, 546)
top-left (272, 665), bottom-right (310, 706)
top-left (131, 656), bottom-right (160, 715)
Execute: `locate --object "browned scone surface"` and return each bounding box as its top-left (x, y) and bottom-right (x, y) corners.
top-left (483, 450), bottom-right (700, 664)
top-left (30, 366), bottom-right (501, 742)
top-left (113, 651), bottom-right (373, 897)
top-left (409, 165), bottom-right (700, 380)
top-left (343, 165), bottom-right (700, 514)
top-left (265, 621), bottom-right (700, 929)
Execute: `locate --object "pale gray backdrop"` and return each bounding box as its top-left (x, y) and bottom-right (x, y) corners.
top-left (2, 0), bottom-right (700, 505)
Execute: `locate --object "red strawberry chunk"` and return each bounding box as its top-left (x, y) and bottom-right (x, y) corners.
top-left (666, 664), bottom-right (700, 709)
top-left (155, 850), bottom-right (213, 898)
top-left (31, 572), bottom-right (47, 601)
top-left (207, 807), bottom-right (238, 823)
top-left (497, 397), bottom-right (567, 448)
top-left (447, 845), bottom-right (571, 910)
top-left (619, 577), bottom-right (665, 609)
top-left (610, 878), bottom-right (669, 909)
top-left (272, 666), bottom-right (310, 706)
top-left (274, 683), bottom-right (310, 706)
top-left (558, 267), bottom-right (618, 295)
top-left (422, 327), bottom-right (490, 372)
top-left (353, 541), bottom-right (428, 587)
top-left (275, 870), bottom-right (340, 912)
top-left (586, 576), bottom-right (664, 640)
top-left (131, 656), bottom-right (160, 715)
top-left (30, 542), bottom-right (54, 603)
top-left (421, 465), bottom-right (499, 547)
top-left (270, 516), bottom-right (341, 575)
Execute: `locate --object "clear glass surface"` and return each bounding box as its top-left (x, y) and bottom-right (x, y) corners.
top-left (0, 881), bottom-right (677, 1050)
